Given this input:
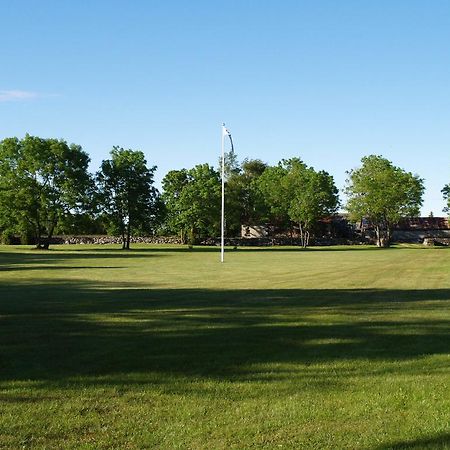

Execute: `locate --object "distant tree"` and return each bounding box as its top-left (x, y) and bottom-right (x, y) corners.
top-left (257, 163), bottom-right (290, 229)
top-left (239, 159), bottom-right (269, 223)
top-left (345, 155), bottom-right (424, 247)
top-left (162, 164), bottom-right (220, 244)
top-left (219, 148), bottom-right (241, 179)
top-left (223, 158), bottom-right (268, 236)
top-left (96, 147), bottom-right (159, 249)
top-left (160, 168), bottom-right (189, 241)
top-left (284, 159), bottom-right (339, 247)
top-left (0, 135), bottom-right (92, 249)
top-left (442, 183), bottom-right (450, 213)
top-left (258, 158), bottom-right (339, 246)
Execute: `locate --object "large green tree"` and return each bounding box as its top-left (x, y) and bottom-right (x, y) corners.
top-left (258, 158), bottom-right (339, 246)
top-left (223, 157), bottom-right (268, 236)
top-left (0, 135), bottom-right (92, 248)
top-left (96, 147), bottom-right (159, 249)
top-left (345, 155), bottom-right (424, 247)
top-left (284, 159), bottom-right (339, 247)
top-left (162, 164), bottom-right (221, 244)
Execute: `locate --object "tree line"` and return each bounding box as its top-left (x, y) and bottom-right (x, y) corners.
top-left (0, 135), bottom-right (448, 249)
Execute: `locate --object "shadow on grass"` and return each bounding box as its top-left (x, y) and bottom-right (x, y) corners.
top-left (0, 279), bottom-right (449, 387)
top-left (0, 265), bottom-right (125, 272)
top-left (374, 432), bottom-right (450, 449)
top-left (4, 245), bottom-right (440, 255)
top-left (52, 245), bottom-right (426, 253)
top-left (0, 251), bottom-right (167, 268)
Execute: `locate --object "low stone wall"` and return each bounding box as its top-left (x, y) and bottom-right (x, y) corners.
top-left (46, 235), bottom-right (365, 247)
top-left (200, 237), bottom-right (367, 246)
top-left (393, 229), bottom-right (450, 243)
top-left (50, 235), bottom-right (182, 245)
top-left (423, 237), bottom-right (450, 246)
top-left (10, 233), bottom-right (447, 247)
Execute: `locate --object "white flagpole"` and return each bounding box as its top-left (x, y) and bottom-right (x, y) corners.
top-left (221, 124), bottom-right (225, 263)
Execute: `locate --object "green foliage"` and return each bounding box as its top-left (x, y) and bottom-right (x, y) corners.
top-left (0, 135), bottom-right (93, 249)
top-left (0, 229), bottom-right (14, 245)
top-left (219, 149), bottom-right (241, 179)
top-left (96, 147), bottom-right (159, 249)
top-left (257, 163), bottom-right (290, 224)
top-left (345, 155), bottom-right (424, 247)
top-left (56, 212), bottom-right (107, 235)
top-left (258, 158), bottom-right (339, 245)
top-left (442, 183), bottom-right (450, 213)
top-left (286, 161), bottom-right (339, 246)
top-left (224, 158), bottom-right (269, 236)
top-left (162, 164), bottom-right (221, 243)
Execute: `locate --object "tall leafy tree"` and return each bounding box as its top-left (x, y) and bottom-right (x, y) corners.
top-left (162, 164), bottom-right (221, 244)
top-left (258, 158), bottom-right (339, 246)
top-left (239, 159), bottom-right (269, 225)
top-left (223, 158), bottom-right (269, 236)
top-left (345, 155), bottom-right (424, 247)
top-left (284, 159), bottom-right (339, 247)
top-left (160, 168), bottom-right (189, 241)
top-left (96, 147), bottom-right (159, 249)
top-left (0, 135), bottom-right (92, 249)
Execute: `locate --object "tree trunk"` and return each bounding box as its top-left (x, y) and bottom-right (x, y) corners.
top-left (35, 234), bottom-right (50, 250)
top-left (375, 225), bottom-right (390, 247)
top-left (34, 220), bottom-right (43, 249)
top-left (298, 222), bottom-right (304, 247)
top-left (119, 220), bottom-right (126, 249)
top-left (386, 225), bottom-right (392, 247)
top-left (39, 217), bottom-right (57, 250)
top-left (35, 237), bottom-right (50, 250)
top-left (126, 222), bottom-right (131, 250)
top-left (188, 226), bottom-right (195, 245)
top-left (375, 225), bottom-right (381, 247)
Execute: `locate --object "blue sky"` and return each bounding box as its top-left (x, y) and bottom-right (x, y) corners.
top-left (1, 0), bottom-right (449, 214)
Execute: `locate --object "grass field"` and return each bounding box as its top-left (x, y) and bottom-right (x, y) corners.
top-left (0, 244), bottom-right (449, 449)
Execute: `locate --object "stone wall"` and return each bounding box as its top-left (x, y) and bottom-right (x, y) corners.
top-left (423, 237), bottom-right (450, 246)
top-left (200, 237), bottom-right (367, 246)
top-left (49, 235), bottom-right (182, 245)
top-left (7, 232), bottom-right (449, 247)
top-left (392, 229), bottom-right (450, 243)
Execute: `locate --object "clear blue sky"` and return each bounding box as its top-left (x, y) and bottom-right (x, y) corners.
top-left (1, 0), bottom-right (449, 214)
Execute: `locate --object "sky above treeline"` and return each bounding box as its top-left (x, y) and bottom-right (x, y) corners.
top-left (1, 1), bottom-right (449, 214)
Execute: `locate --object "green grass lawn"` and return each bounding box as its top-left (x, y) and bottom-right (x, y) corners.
top-left (0, 244), bottom-right (449, 449)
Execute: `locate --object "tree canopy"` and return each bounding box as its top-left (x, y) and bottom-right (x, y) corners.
top-left (0, 135), bottom-right (92, 248)
top-left (222, 158), bottom-right (268, 236)
top-left (96, 147), bottom-right (159, 249)
top-left (0, 134), bottom-right (440, 248)
top-left (162, 164), bottom-right (221, 244)
top-left (345, 155), bottom-right (424, 247)
top-left (258, 158), bottom-right (339, 246)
